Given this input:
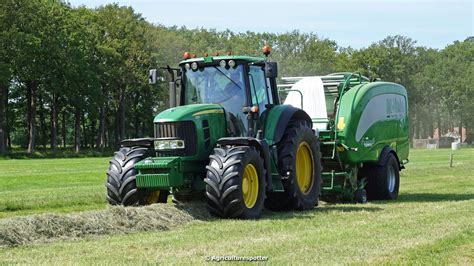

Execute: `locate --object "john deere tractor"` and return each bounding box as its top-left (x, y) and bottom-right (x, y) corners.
top-left (106, 47), bottom-right (321, 219)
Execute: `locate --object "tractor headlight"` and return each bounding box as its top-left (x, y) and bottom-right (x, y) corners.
top-left (154, 139), bottom-right (185, 150)
top-left (191, 62), bottom-right (198, 70)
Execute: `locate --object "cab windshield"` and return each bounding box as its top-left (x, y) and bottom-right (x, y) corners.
top-left (183, 64), bottom-right (248, 136)
top-left (184, 65), bottom-right (246, 105)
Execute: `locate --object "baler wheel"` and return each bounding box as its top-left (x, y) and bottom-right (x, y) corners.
top-left (265, 122), bottom-right (321, 211)
top-left (106, 146), bottom-right (168, 206)
top-left (205, 146), bottom-right (266, 219)
top-left (365, 153), bottom-right (400, 200)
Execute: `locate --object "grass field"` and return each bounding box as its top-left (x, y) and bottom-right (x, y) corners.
top-left (0, 148), bottom-right (473, 264)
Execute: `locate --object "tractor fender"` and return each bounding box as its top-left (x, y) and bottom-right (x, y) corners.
top-left (378, 146), bottom-right (402, 169)
top-left (217, 137), bottom-right (273, 192)
top-left (121, 138), bottom-right (156, 156)
top-left (265, 105), bottom-right (312, 145)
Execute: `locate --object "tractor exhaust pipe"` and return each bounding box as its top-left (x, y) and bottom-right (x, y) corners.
top-left (169, 81), bottom-right (177, 108)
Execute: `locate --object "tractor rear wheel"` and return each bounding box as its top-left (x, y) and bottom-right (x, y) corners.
top-left (365, 153), bottom-right (400, 200)
top-left (106, 146), bottom-right (169, 205)
top-left (265, 122), bottom-right (321, 211)
top-left (205, 146), bottom-right (266, 219)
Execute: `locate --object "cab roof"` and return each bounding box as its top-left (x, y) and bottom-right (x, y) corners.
top-left (179, 55), bottom-right (265, 65)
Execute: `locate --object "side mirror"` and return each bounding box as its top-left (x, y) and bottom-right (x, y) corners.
top-left (149, 69), bottom-right (157, 84)
top-left (265, 62), bottom-right (278, 78)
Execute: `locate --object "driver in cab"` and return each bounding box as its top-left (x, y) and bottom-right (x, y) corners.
top-left (221, 70), bottom-right (247, 136)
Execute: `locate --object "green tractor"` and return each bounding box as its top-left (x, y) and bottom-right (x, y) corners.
top-left (106, 47), bottom-right (410, 218)
top-left (106, 47), bottom-right (322, 219)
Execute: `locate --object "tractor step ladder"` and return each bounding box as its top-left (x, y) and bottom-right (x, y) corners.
top-left (321, 170), bottom-right (348, 190)
top-left (321, 141), bottom-right (337, 160)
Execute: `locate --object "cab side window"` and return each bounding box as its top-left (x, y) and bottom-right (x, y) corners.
top-left (248, 65), bottom-right (270, 113)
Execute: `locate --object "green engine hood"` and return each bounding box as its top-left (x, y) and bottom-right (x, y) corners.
top-left (154, 104), bottom-right (224, 122)
top-left (153, 104), bottom-right (227, 162)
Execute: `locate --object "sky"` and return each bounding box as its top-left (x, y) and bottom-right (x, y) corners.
top-left (67, 0), bottom-right (473, 49)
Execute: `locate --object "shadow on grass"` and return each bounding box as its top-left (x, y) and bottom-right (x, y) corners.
top-left (396, 193), bottom-right (474, 203)
top-left (172, 201), bottom-right (383, 221)
top-left (261, 205), bottom-right (383, 220)
top-left (174, 202), bottom-right (214, 221)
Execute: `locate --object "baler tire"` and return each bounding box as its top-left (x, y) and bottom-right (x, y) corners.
top-left (265, 121), bottom-right (322, 211)
top-left (365, 153), bottom-right (400, 200)
top-left (106, 146), bottom-right (168, 206)
top-left (205, 146), bottom-right (266, 219)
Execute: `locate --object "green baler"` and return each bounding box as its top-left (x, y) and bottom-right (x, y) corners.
top-left (280, 73), bottom-right (409, 201)
top-left (106, 48), bottom-right (408, 219)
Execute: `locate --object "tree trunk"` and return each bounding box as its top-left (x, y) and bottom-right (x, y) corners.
top-left (50, 94), bottom-right (58, 151)
top-left (115, 110), bottom-right (120, 148)
top-left (119, 89), bottom-right (126, 141)
top-left (104, 107), bottom-right (109, 148)
top-left (0, 82), bottom-right (7, 155)
top-left (27, 81), bottom-right (37, 153)
top-left (7, 129), bottom-right (11, 149)
top-left (81, 111), bottom-right (87, 149)
top-left (413, 104), bottom-right (421, 139)
top-left (96, 106), bottom-right (105, 149)
top-left (459, 119), bottom-right (463, 143)
top-left (38, 94), bottom-right (47, 149)
top-left (90, 116), bottom-right (96, 149)
top-left (142, 121), bottom-right (147, 138)
top-left (134, 112), bottom-right (139, 138)
top-left (62, 110), bottom-right (67, 148)
top-left (465, 123), bottom-right (471, 144)
top-left (134, 93), bottom-right (140, 138)
top-left (74, 108), bottom-right (81, 153)
top-left (435, 104), bottom-right (442, 138)
top-left (5, 84), bottom-right (10, 149)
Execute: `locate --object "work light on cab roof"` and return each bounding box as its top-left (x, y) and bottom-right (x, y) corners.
top-left (262, 44), bottom-right (271, 56)
top-left (183, 52), bottom-right (191, 60)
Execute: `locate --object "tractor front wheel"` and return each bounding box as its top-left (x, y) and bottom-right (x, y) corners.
top-left (205, 146), bottom-right (266, 219)
top-left (106, 146), bottom-right (169, 206)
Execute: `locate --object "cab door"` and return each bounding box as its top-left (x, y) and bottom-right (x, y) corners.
top-left (248, 65), bottom-right (272, 136)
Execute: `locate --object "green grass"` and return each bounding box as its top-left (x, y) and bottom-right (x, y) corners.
top-left (0, 157), bottom-right (109, 218)
top-left (0, 148), bottom-right (473, 264)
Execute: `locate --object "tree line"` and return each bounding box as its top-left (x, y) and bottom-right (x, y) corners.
top-left (0, 0), bottom-right (472, 155)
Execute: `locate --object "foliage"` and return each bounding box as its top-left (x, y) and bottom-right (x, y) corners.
top-left (0, 1), bottom-right (472, 154)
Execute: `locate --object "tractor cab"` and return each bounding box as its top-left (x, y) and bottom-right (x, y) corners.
top-left (109, 47), bottom-right (321, 219)
top-left (176, 54), bottom-right (279, 138)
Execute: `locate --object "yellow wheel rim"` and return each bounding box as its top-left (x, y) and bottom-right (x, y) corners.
top-left (145, 190), bottom-right (161, 204)
top-left (296, 142), bottom-right (314, 195)
top-left (242, 163), bottom-right (259, 208)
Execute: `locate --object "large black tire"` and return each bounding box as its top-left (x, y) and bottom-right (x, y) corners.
top-left (205, 146), bottom-right (266, 219)
top-left (365, 152), bottom-right (400, 200)
top-left (265, 122), bottom-right (322, 211)
top-left (106, 146), bottom-right (169, 206)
